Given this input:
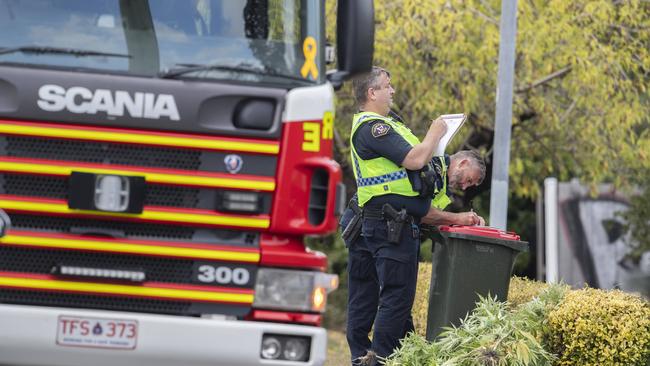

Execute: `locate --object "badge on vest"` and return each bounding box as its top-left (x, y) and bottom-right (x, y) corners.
top-left (371, 123), bottom-right (391, 137)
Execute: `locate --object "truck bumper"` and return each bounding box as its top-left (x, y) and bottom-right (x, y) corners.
top-left (0, 304), bottom-right (327, 366)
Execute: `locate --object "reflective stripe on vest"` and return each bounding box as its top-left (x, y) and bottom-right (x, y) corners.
top-left (431, 156), bottom-right (452, 210)
top-left (350, 112), bottom-right (420, 207)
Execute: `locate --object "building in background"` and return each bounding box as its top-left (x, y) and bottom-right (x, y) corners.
top-left (539, 179), bottom-right (649, 298)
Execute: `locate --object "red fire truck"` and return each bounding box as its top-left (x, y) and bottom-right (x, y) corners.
top-left (0, 1), bottom-right (373, 365)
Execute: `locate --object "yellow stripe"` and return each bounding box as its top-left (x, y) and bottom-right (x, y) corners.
top-left (0, 235), bottom-right (260, 263)
top-left (0, 124), bottom-right (279, 155)
top-left (0, 161), bottom-right (275, 191)
top-left (0, 199), bottom-right (270, 229)
top-left (0, 276), bottom-right (253, 304)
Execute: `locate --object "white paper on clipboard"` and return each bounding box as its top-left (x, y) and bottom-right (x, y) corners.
top-left (435, 113), bottom-right (466, 156)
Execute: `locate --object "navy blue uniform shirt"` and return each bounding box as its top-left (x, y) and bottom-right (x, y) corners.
top-left (351, 111), bottom-right (432, 218)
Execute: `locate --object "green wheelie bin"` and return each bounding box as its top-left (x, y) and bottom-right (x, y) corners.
top-left (424, 225), bottom-right (528, 341)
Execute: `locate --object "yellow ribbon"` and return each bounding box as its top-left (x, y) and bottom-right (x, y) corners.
top-left (300, 36), bottom-right (319, 79)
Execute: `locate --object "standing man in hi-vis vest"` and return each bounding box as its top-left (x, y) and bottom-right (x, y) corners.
top-left (340, 66), bottom-right (486, 365)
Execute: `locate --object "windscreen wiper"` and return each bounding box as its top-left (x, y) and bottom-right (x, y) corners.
top-left (0, 46), bottom-right (131, 58)
top-left (158, 63), bottom-right (270, 79)
top-left (159, 63), bottom-right (308, 82)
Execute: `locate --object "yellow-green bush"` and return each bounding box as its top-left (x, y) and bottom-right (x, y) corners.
top-left (412, 262), bottom-right (432, 337)
top-left (508, 276), bottom-right (551, 308)
top-left (547, 288), bottom-right (650, 366)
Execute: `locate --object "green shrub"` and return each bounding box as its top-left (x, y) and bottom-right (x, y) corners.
top-left (383, 332), bottom-right (440, 366)
top-left (547, 288), bottom-right (650, 366)
top-left (514, 283), bottom-right (568, 344)
top-left (433, 296), bottom-right (557, 366)
top-left (392, 268), bottom-right (650, 366)
top-left (508, 276), bottom-right (552, 308)
top-left (385, 290), bottom-right (564, 366)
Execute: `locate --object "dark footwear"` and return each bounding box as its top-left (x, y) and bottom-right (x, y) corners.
top-left (352, 350), bottom-right (377, 366)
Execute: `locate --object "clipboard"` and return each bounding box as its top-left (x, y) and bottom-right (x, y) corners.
top-left (435, 113), bottom-right (466, 156)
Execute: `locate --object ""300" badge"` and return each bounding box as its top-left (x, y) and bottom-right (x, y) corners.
top-left (193, 263), bottom-right (254, 287)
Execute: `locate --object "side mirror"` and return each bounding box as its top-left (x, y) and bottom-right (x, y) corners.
top-left (327, 0), bottom-right (374, 89)
top-left (0, 209), bottom-right (10, 238)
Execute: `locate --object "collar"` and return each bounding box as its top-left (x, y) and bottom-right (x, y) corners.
top-left (356, 109), bottom-right (404, 124)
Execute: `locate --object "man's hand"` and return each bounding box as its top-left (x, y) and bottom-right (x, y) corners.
top-left (402, 118), bottom-right (448, 170)
top-left (429, 117), bottom-right (448, 137)
top-left (455, 211), bottom-right (485, 226)
top-left (477, 214), bottom-right (486, 226)
top-left (422, 207), bottom-right (486, 226)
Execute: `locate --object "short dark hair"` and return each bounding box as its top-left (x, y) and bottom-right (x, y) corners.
top-left (352, 66), bottom-right (390, 107)
top-left (451, 150), bottom-right (487, 184)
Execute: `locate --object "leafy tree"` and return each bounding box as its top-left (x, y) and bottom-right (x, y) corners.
top-left (322, 0), bottom-right (650, 332)
top-left (328, 0), bottom-right (650, 203)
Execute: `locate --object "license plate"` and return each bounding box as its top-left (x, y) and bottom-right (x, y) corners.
top-left (56, 316), bottom-right (138, 350)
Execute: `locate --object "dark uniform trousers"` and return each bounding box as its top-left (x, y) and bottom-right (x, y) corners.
top-left (341, 208), bottom-right (420, 364)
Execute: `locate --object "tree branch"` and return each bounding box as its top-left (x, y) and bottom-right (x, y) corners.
top-left (559, 98), bottom-right (577, 124)
top-left (478, 0), bottom-right (497, 17)
top-left (467, 6), bottom-right (498, 25)
top-left (515, 66), bottom-right (572, 93)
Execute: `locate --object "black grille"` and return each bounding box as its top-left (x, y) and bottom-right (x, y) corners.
top-left (0, 289), bottom-right (191, 315)
top-left (0, 246), bottom-right (193, 283)
top-left (1, 174), bottom-right (201, 208)
top-left (5, 136), bottom-right (202, 171)
top-left (2, 174), bottom-right (67, 198)
top-left (9, 214), bottom-right (259, 246)
top-left (0, 130), bottom-right (264, 317)
top-left (12, 214), bottom-right (195, 240)
top-left (0, 289), bottom-right (250, 316)
top-left (146, 184), bottom-right (200, 207)
top-left (1, 136), bottom-right (278, 177)
top-left (308, 169), bottom-right (329, 225)
top-left (0, 247), bottom-right (255, 315)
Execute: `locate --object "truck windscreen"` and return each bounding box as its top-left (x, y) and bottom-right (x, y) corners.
top-left (0, 0), bottom-right (324, 85)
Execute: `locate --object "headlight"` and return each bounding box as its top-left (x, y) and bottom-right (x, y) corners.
top-left (253, 268), bottom-right (338, 312)
top-left (283, 338), bottom-right (308, 361)
top-left (260, 334), bottom-right (311, 362)
top-left (260, 337), bottom-right (282, 359)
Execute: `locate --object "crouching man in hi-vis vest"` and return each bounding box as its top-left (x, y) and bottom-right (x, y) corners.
top-left (340, 66), bottom-right (486, 365)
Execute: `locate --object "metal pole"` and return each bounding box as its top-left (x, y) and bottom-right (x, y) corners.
top-left (535, 190), bottom-right (545, 281)
top-left (489, 0), bottom-right (518, 230)
top-left (544, 177), bottom-right (559, 283)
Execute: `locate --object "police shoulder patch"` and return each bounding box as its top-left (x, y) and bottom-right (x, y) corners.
top-left (371, 122), bottom-right (391, 138)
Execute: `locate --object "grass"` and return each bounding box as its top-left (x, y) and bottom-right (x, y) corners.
top-left (326, 330), bottom-right (350, 366)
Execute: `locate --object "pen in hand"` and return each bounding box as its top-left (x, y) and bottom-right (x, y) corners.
top-left (469, 200), bottom-right (478, 226)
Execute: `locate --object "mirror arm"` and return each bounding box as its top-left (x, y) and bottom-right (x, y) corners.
top-left (326, 70), bottom-right (349, 91)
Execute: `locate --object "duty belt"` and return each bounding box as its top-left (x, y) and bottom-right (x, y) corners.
top-left (342, 200), bottom-right (418, 245)
top-left (362, 204), bottom-right (414, 223)
top-left (367, 204), bottom-right (415, 244)
top-left (361, 206), bottom-right (384, 220)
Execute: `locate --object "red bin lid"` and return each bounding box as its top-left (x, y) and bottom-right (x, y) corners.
top-left (438, 225), bottom-right (521, 241)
